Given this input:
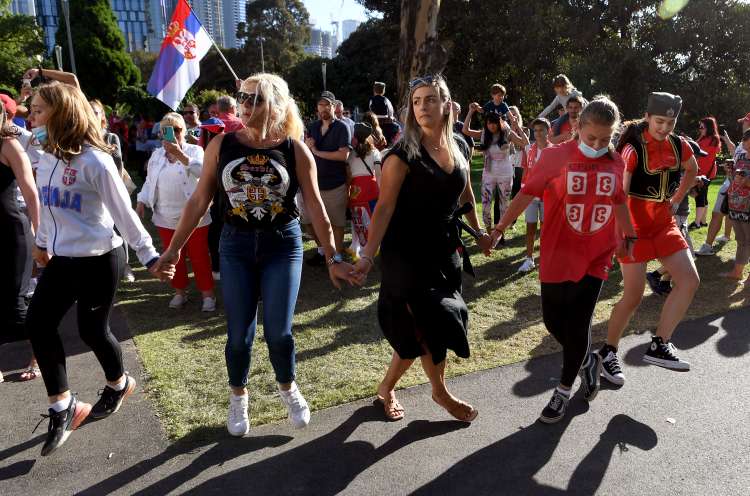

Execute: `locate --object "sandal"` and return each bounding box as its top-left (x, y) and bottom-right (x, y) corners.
top-left (376, 395), bottom-right (405, 421)
top-left (19, 365), bottom-right (41, 382)
top-left (432, 394), bottom-right (478, 423)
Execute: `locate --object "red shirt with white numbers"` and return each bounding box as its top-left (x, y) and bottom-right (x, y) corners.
top-left (521, 140), bottom-right (627, 283)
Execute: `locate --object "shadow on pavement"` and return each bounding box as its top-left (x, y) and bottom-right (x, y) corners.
top-left (413, 410), bottom-right (657, 494)
top-left (79, 403), bottom-right (468, 495)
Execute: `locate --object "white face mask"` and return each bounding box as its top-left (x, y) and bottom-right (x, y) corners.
top-left (578, 140), bottom-right (608, 159)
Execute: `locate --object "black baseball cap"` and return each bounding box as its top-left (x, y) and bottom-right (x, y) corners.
top-left (318, 91), bottom-right (336, 104)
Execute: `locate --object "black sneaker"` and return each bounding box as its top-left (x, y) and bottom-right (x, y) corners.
top-left (91, 374), bottom-right (136, 419)
top-left (578, 352), bottom-right (602, 401)
top-left (599, 345), bottom-right (625, 386)
top-left (643, 336), bottom-right (690, 370)
top-left (657, 280), bottom-right (672, 295)
top-left (35, 394), bottom-right (92, 456)
top-left (646, 270), bottom-right (662, 294)
top-left (687, 222), bottom-right (700, 231)
top-left (539, 389), bottom-right (569, 424)
top-left (305, 252), bottom-right (326, 266)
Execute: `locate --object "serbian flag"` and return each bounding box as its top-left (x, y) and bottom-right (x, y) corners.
top-left (147, 0), bottom-right (211, 110)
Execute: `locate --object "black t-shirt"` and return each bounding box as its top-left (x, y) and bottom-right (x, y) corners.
top-left (369, 95), bottom-right (394, 118)
top-left (216, 133), bottom-right (299, 229)
top-left (453, 122), bottom-right (474, 149)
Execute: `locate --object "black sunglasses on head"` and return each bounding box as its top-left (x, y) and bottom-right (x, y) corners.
top-left (236, 92), bottom-right (264, 105)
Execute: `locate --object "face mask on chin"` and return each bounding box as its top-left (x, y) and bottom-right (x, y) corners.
top-left (31, 125), bottom-right (48, 146)
top-left (578, 140), bottom-right (609, 159)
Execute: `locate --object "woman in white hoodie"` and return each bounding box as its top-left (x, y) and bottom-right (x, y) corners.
top-left (26, 82), bottom-right (174, 456)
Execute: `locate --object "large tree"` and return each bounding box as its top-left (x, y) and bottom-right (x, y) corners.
top-left (55, 0), bottom-right (140, 104)
top-left (0, 11), bottom-right (46, 90)
top-left (236, 0), bottom-right (311, 76)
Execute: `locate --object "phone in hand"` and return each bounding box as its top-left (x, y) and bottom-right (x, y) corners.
top-left (162, 126), bottom-right (176, 143)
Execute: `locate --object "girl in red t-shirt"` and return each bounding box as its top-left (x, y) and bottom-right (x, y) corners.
top-left (603, 92), bottom-right (700, 384)
top-left (491, 97), bottom-right (636, 424)
top-left (691, 116), bottom-right (722, 227)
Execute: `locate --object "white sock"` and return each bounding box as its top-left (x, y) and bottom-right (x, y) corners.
top-left (50, 396), bottom-right (73, 413)
top-left (279, 382), bottom-right (297, 395)
top-left (111, 375), bottom-right (127, 391)
top-left (317, 247), bottom-right (325, 256)
top-left (556, 386), bottom-right (571, 398)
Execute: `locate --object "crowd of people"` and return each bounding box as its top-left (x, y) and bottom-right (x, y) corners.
top-left (1, 66), bottom-right (749, 456)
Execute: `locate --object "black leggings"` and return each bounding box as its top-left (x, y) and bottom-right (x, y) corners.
top-left (541, 275), bottom-right (604, 388)
top-left (0, 218), bottom-right (33, 344)
top-left (26, 246), bottom-right (125, 396)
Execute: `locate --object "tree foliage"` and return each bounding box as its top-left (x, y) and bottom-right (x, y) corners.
top-left (0, 12), bottom-right (46, 90)
top-left (56, 0), bottom-right (140, 104)
top-left (349, 0), bottom-right (750, 136)
top-left (236, 0), bottom-right (311, 75)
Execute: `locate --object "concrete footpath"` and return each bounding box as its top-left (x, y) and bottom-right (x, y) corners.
top-left (1, 306), bottom-right (749, 495)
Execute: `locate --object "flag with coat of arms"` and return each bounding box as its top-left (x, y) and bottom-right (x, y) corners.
top-left (147, 0), bottom-right (212, 110)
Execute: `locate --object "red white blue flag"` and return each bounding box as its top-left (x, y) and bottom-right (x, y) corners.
top-left (147, 0), bottom-right (211, 110)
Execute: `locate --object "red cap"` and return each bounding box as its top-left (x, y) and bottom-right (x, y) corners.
top-left (0, 94), bottom-right (17, 118)
top-left (738, 112), bottom-right (750, 124)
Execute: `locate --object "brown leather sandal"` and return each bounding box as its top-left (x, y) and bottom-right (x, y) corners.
top-left (376, 395), bottom-right (405, 421)
top-left (432, 394), bottom-right (478, 422)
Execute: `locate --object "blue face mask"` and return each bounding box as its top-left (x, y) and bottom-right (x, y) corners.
top-left (578, 140), bottom-right (609, 159)
top-left (31, 126), bottom-right (48, 146)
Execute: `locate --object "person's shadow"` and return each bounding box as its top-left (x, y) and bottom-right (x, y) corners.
top-left (79, 404), bottom-right (467, 495)
top-left (413, 410), bottom-right (657, 495)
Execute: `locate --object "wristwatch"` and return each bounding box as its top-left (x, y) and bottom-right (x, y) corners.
top-left (327, 253), bottom-right (343, 266)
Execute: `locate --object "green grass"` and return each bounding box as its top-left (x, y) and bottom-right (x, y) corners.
top-left (120, 157), bottom-right (749, 439)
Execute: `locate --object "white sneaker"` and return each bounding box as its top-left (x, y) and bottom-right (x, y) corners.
top-left (25, 277), bottom-right (37, 297)
top-left (278, 383), bottom-right (310, 429)
top-left (123, 266), bottom-right (136, 283)
top-left (716, 235), bottom-right (729, 243)
top-left (517, 257), bottom-right (535, 273)
top-left (227, 393), bottom-right (249, 437)
top-left (202, 297), bottom-right (217, 312)
top-left (212, 271), bottom-right (221, 281)
top-left (694, 243), bottom-right (715, 256)
top-left (169, 294), bottom-right (188, 309)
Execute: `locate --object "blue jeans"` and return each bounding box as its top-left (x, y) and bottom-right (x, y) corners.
top-left (220, 220), bottom-right (303, 387)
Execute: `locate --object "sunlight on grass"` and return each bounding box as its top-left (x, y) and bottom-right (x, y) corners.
top-left (122, 168), bottom-right (748, 439)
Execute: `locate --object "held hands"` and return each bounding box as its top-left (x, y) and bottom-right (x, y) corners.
top-left (149, 249), bottom-right (179, 282)
top-left (328, 261), bottom-right (364, 289)
top-left (32, 246), bottom-right (49, 267)
top-left (469, 102), bottom-right (482, 114)
top-left (477, 233), bottom-right (493, 256)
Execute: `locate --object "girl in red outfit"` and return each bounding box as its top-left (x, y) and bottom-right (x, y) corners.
top-left (690, 116), bottom-right (721, 228)
top-left (492, 97), bottom-right (636, 424)
top-left (601, 93), bottom-right (699, 384)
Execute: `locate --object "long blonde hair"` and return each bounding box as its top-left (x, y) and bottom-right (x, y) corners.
top-left (401, 74), bottom-right (467, 169)
top-left (35, 82), bottom-right (112, 161)
top-left (240, 73), bottom-right (304, 140)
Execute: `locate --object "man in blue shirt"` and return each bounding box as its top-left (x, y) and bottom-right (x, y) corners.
top-left (303, 91), bottom-right (352, 265)
top-left (334, 100), bottom-right (355, 137)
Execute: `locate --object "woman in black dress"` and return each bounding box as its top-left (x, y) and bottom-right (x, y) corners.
top-left (353, 74), bottom-right (492, 422)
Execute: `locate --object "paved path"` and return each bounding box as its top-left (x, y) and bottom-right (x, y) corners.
top-left (1, 306), bottom-right (749, 495)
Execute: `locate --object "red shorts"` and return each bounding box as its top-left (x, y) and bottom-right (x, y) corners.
top-left (618, 218), bottom-right (688, 263)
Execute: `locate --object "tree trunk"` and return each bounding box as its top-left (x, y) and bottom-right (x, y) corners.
top-left (397, 0), bottom-right (447, 112)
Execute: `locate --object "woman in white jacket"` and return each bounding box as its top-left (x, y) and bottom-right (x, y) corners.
top-left (26, 82), bottom-right (174, 456)
top-left (137, 112), bottom-right (215, 311)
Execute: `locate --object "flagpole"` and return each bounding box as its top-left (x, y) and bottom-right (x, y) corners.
top-left (184, 3), bottom-right (239, 81)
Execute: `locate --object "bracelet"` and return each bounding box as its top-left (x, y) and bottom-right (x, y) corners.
top-left (361, 255), bottom-right (374, 266)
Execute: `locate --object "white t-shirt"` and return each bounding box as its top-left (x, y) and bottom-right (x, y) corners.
top-left (347, 149), bottom-right (382, 184)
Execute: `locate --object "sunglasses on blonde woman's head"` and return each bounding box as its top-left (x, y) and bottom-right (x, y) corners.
top-left (236, 92), bottom-right (264, 105)
top-left (408, 75), bottom-right (442, 89)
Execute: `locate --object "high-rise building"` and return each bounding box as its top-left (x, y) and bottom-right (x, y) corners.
top-left (146, 0), bottom-right (179, 53)
top-left (304, 25), bottom-right (338, 59)
top-left (189, 0), bottom-right (224, 47)
top-left (341, 19), bottom-right (360, 42)
top-left (111, 0), bottom-right (149, 52)
top-left (222, 0), bottom-right (246, 49)
top-left (34, 0), bottom-right (58, 53)
top-left (10, 0), bottom-right (37, 16)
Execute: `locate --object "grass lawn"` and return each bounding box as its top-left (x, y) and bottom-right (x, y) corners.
top-left (120, 157), bottom-right (749, 439)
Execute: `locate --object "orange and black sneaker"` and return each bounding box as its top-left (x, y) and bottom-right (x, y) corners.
top-left (90, 373), bottom-right (136, 419)
top-left (36, 394), bottom-right (92, 456)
